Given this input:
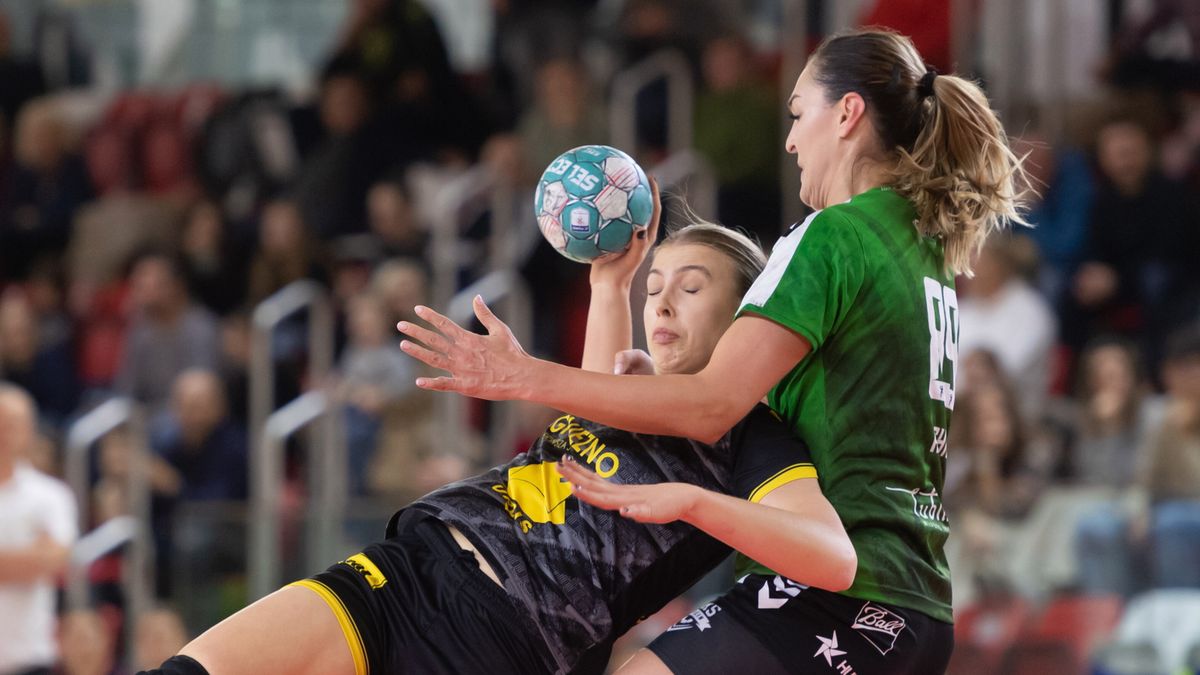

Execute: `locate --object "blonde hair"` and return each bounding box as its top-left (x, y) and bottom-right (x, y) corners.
top-left (657, 221), bottom-right (766, 297)
top-left (810, 29), bottom-right (1029, 276)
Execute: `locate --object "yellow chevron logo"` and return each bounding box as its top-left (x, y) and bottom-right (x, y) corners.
top-left (506, 462), bottom-right (573, 525)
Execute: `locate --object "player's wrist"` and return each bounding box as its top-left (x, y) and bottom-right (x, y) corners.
top-left (587, 276), bottom-right (633, 295)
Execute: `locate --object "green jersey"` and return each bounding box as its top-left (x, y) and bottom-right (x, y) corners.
top-left (735, 187), bottom-right (955, 623)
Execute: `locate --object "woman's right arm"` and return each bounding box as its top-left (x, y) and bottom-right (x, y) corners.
top-left (579, 197), bottom-right (659, 374)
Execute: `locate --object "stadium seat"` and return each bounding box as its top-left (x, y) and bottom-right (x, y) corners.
top-left (1090, 641), bottom-right (1168, 675)
top-left (996, 639), bottom-right (1080, 675)
top-left (1024, 594), bottom-right (1123, 664)
top-left (950, 595), bottom-right (1032, 673)
top-left (141, 121), bottom-right (192, 194)
top-left (1112, 590), bottom-right (1200, 672)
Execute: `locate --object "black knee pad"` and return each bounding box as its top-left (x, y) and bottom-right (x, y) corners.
top-left (137, 654), bottom-right (210, 675)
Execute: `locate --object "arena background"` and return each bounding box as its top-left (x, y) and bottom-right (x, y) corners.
top-left (0, 0), bottom-right (1198, 673)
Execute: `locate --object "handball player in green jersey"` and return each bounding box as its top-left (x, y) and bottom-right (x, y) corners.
top-left (401, 28), bottom-right (1029, 674)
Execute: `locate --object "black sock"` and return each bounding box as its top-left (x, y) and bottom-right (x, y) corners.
top-left (137, 654), bottom-right (211, 675)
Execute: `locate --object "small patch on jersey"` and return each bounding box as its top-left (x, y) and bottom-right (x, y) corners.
top-left (342, 553), bottom-right (388, 589)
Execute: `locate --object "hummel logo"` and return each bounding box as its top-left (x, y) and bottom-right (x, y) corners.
top-left (814, 631), bottom-right (846, 666)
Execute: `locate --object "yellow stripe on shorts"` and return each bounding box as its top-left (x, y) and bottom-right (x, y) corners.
top-left (748, 463), bottom-right (818, 504)
top-left (289, 579), bottom-right (368, 675)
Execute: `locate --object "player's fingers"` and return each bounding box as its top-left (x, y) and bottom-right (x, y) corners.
top-left (619, 503), bottom-right (652, 521)
top-left (472, 295), bottom-right (508, 336)
top-left (396, 321), bottom-right (452, 352)
top-left (414, 376), bottom-right (461, 392)
top-left (558, 457), bottom-right (603, 486)
top-left (648, 177), bottom-right (662, 231)
top-left (413, 305), bottom-right (471, 341)
top-left (401, 341), bottom-right (451, 371)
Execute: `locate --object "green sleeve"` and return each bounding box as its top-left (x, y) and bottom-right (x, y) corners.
top-left (737, 209), bottom-right (867, 349)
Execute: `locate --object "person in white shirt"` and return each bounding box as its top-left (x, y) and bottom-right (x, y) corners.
top-left (957, 234), bottom-right (1058, 419)
top-left (0, 384), bottom-right (78, 675)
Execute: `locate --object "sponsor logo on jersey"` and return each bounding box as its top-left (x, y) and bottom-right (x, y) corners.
top-left (340, 553), bottom-right (388, 589)
top-left (929, 426), bottom-right (948, 458)
top-left (851, 602), bottom-right (906, 655)
top-left (666, 603), bottom-right (721, 632)
top-left (814, 631), bottom-right (857, 673)
top-left (507, 462), bottom-right (574, 524)
top-left (544, 415), bottom-right (621, 477)
top-left (757, 575), bottom-right (805, 609)
top-left (885, 485), bottom-right (949, 525)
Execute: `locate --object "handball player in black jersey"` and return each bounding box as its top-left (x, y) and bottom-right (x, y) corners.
top-left (144, 191), bottom-right (855, 675)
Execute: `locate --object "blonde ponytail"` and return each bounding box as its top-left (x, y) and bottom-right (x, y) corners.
top-left (810, 29), bottom-right (1030, 276)
top-left (892, 74), bottom-right (1029, 275)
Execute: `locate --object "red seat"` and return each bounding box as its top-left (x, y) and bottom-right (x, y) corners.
top-left (997, 639), bottom-right (1080, 675)
top-left (951, 595), bottom-right (1033, 673)
top-left (141, 121), bottom-right (192, 194)
top-left (84, 127), bottom-right (134, 195)
top-left (1025, 594), bottom-right (1124, 665)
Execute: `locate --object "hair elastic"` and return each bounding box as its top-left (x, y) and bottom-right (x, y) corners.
top-left (918, 68), bottom-right (939, 99)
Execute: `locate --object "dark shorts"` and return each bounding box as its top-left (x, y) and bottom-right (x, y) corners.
top-left (294, 509), bottom-right (553, 675)
top-left (648, 574), bottom-right (954, 674)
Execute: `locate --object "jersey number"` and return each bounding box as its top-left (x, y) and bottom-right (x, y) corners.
top-left (923, 277), bottom-right (958, 410)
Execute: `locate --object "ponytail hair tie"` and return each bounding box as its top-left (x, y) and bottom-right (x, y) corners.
top-left (918, 68), bottom-right (939, 99)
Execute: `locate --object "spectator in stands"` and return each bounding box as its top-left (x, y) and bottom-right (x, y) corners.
top-left (1076, 328), bottom-right (1200, 594)
top-left (1135, 327), bottom-right (1200, 588)
top-left (958, 233), bottom-right (1058, 420)
top-left (944, 367), bottom-right (1057, 601)
top-left (179, 201), bottom-right (246, 317)
top-left (291, 60), bottom-right (384, 240)
top-left (247, 200), bottom-right (326, 304)
top-left (369, 258), bottom-right (428, 328)
top-left (1, 98), bottom-right (93, 280)
top-left (152, 369), bottom-right (247, 502)
top-left (0, 288), bottom-right (79, 426)
top-left (338, 293), bottom-right (415, 494)
top-left (364, 178), bottom-right (427, 261)
top-left (1070, 338), bottom-right (1165, 487)
top-left (0, 384), bottom-right (77, 675)
top-left (1063, 117), bottom-right (1200, 379)
top-left (115, 251), bottom-right (221, 415)
top-left (134, 607), bottom-right (189, 673)
top-left (694, 34), bottom-right (781, 242)
top-left (54, 609), bottom-right (120, 675)
top-left (515, 56), bottom-right (608, 183)
top-left (1012, 132), bottom-right (1095, 303)
top-left (0, 10), bottom-right (44, 139)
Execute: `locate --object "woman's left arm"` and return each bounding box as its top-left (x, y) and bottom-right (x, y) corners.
top-left (558, 458), bottom-right (857, 591)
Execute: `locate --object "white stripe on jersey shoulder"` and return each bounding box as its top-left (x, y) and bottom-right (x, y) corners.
top-left (740, 208), bottom-right (823, 309)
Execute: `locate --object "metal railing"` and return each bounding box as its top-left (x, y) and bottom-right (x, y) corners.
top-left (610, 50), bottom-right (694, 157)
top-left (441, 270), bottom-right (533, 466)
top-left (248, 390), bottom-right (345, 600)
top-left (248, 280), bottom-right (342, 601)
top-left (68, 516), bottom-right (142, 663)
top-left (64, 399), bottom-right (152, 635)
top-left (651, 150), bottom-right (718, 222)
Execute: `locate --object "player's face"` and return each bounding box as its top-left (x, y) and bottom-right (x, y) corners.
top-left (784, 64), bottom-right (842, 209)
top-left (644, 244), bottom-right (743, 375)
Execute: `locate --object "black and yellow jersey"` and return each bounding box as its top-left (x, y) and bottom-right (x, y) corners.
top-left (409, 403), bottom-right (815, 674)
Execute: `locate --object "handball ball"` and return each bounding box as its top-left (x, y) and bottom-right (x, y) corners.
top-left (534, 145), bottom-right (653, 263)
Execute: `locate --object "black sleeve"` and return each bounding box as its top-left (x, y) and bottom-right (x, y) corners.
top-left (727, 404), bottom-right (817, 503)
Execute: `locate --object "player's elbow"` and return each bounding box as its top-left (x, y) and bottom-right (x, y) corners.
top-left (690, 394), bottom-right (746, 445)
top-left (823, 543), bottom-right (858, 592)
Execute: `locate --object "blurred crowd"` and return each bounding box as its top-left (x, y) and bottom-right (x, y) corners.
top-left (1, 0), bottom-right (1199, 673)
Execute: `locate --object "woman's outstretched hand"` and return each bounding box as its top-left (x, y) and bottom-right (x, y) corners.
top-left (397, 295), bottom-right (532, 400)
top-left (558, 456), bottom-right (699, 524)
